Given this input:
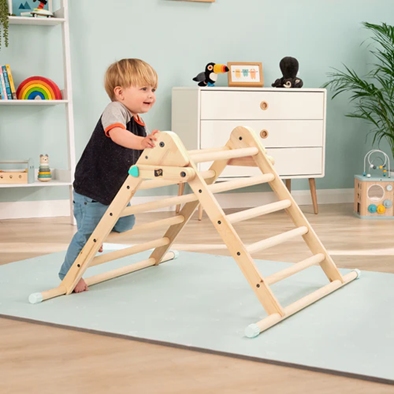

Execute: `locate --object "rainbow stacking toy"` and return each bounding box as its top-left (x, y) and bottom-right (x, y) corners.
top-left (16, 76), bottom-right (62, 100)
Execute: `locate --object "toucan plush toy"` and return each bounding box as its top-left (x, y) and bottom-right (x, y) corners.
top-left (271, 57), bottom-right (303, 88)
top-left (193, 62), bottom-right (229, 87)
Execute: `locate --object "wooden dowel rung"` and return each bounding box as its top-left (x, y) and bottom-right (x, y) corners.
top-left (121, 193), bottom-right (198, 216)
top-left (265, 253), bottom-right (325, 285)
top-left (120, 215), bottom-right (185, 237)
top-left (188, 147), bottom-right (230, 155)
top-left (247, 226), bottom-right (308, 254)
top-left (245, 270), bottom-right (359, 337)
top-left (139, 170), bottom-right (215, 190)
top-left (229, 154), bottom-right (275, 167)
top-left (85, 251), bottom-right (177, 287)
top-left (121, 175), bottom-right (273, 217)
top-left (132, 165), bottom-right (196, 182)
top-left (227, 200), bottom-right (291, 224)
top-left (90, 237), bottom-right (170, 267)
top-left (209, 174), bottom-right (275, 194)
top-left (190, 147), bottom-right (259, 163)
top-left (85, 258), bottom-right (155, 286)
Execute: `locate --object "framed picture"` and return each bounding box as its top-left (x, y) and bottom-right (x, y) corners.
top-left (227, 62), bottom-right (264, 87)
top-left (11, 0), bottom-right (52, 16)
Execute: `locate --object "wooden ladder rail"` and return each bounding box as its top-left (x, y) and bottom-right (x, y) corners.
top-left (28, 194), bottom-right (183, 304)
top-left (29, 128), bottom-right (200, 304)
top-left (245, 269), bottom-right (359, 338)
top-left (225, 126), bottom-right (359, 335)
top-left (145, 148), bottom-right (274, 272)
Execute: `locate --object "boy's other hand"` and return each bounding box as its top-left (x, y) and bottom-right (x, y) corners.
top-left (142, 129), bottom-right (159, 149)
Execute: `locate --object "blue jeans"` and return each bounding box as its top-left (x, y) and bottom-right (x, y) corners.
top-left (58, 191), bottom-right (135, 280)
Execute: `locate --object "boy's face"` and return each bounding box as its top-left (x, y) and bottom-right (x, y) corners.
top-left (116, 85), bottom-right (156, 115)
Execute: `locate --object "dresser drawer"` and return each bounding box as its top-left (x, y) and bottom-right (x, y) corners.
top-left (199, 147), bottom-right (323, 178)
top-left (200, 91), bottom-right (325, 120)
top-left (201, 120), bottom-right (323, 148)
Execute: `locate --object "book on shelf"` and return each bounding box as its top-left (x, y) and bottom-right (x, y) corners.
top-left (0, 64), bottom-right (17, 100)
top-left (0, 70), bottom-right (7, 100)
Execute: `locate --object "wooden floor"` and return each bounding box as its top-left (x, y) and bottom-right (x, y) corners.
top-left (1, 203), bottom-right (393, 393)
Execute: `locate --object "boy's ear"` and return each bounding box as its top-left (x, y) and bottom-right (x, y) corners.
top-left (113, 86), bottom-right (122, 98)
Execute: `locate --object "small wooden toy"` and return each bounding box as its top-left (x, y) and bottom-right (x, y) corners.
top-left (362, 149), bottom-right (391, 178)
top-left (0, 159), bottom-right (35, 184)
top-left (355, 149), bottom-right (394, 219)
top-left (38, 154), bottom-right (52, 182)
top-left (16, 76), bottom-right (62, 100)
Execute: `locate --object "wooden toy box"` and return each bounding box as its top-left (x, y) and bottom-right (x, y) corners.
top-left (0, 159), bottom-right (35, 184)
top-left (354, 174), bottom-right (394, 219)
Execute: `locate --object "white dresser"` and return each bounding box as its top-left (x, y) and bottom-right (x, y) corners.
top-left (171, 87), bottom-right (327, 215)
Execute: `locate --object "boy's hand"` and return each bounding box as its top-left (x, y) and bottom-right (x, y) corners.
top-left (141, 129), bottom-right (159, 149)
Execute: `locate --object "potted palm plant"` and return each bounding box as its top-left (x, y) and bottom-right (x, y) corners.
top-left (0, 0), bottom-right (10, 50)
top-left (323, 22), bottom-right (394, 168)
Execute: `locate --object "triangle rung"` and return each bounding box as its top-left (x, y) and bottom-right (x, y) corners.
top-left (85, 251), bottom-right (177, 287)
top-left (247, 226), bottom-right (308, 254)
top-left (121, 192), bottom-right (198, 216)
top-left (227, 200), bottom-right (292, 224)
top-left (118, 215), bottom-right (185, 235)
top-left (245, 270), bottom-right (359, 337)
top-left (122, 175), bottom-right (275, 218)
top-left (265, 253), bottom-right (326, 285)
top-left (139, 170), bottom-right (215, 190)
top-left (90, 237), bottom-right (170, 267)
top-left (189, 146), bottom-right (258, 163)
top-left (209, 174), bottom-right (274, 194)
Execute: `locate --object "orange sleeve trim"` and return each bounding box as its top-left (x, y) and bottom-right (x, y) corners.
top-left (134, 115), bottom-right (145, 126)
top-left (104, 123), bottom-right (126, 137)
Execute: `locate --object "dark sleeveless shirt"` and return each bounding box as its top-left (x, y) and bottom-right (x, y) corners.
top-left (73, 102), bottom-right (147, 205)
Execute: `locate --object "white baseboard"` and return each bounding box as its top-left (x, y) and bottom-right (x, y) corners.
top-left (0, 188), bottom-right (354, 220)
top-left (0, 200), bottom-right (72, 220)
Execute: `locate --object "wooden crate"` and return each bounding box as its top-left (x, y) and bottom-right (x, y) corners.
top-left (0, 159), bottom-right (35, 184)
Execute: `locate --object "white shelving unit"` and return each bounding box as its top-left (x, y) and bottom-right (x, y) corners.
top-left (0, 0), bottom-right (75, 222)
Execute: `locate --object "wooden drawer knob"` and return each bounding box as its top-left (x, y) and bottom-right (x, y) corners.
top-left (260, 130), bottom-right (269, 139)
top-left (260, 101), bottom-right (268, 110)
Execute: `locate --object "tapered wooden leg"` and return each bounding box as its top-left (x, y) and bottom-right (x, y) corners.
top-left (198, 204), bottom-right (203, 221)
top-left (285, 179), bottom-right (291, 192)
top-left (175, 182), bottom-right (185, 213)
top-left (308, 178), bottom-right (318, 214)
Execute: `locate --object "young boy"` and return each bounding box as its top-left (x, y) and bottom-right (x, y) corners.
top-left (59, 58), bottom-right (159, 293)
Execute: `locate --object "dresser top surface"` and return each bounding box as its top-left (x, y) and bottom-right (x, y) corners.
top-left (173, 86), bottom-right (327, 93)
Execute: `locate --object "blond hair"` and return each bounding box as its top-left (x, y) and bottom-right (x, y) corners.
top-left (104, 58), bottom-right (158, 101)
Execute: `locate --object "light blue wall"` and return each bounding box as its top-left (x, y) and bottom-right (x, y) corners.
top-left (1, 0), bottom-right (394, 203)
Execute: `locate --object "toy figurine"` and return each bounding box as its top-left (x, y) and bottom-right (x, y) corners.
top-left (272, 57), bottom-right (303, 88)
top-left (192, 62), bottom-right (229, 87)
top-left (31, 0), bottom-right (53, 17)
top-left (38, 154), bottom-right (52, 182)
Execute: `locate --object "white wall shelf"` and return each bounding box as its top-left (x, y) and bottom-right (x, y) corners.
top-left (0, 169), bottom-right (71, 188)
top-left (0, 100), bottom-right (68, 106)
top-left (0, 180), bottom-right (72, 188)
top-left (8, 16), bottom-right (65, 26)
top-left (1, 0), bottom-right (76, 222)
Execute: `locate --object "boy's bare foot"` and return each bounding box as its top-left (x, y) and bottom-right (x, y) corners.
top-left (73, 278), bottom-right (88, 293)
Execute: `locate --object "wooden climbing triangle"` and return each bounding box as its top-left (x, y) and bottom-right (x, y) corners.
top-left (29, 126), bottom-right (359, 337)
